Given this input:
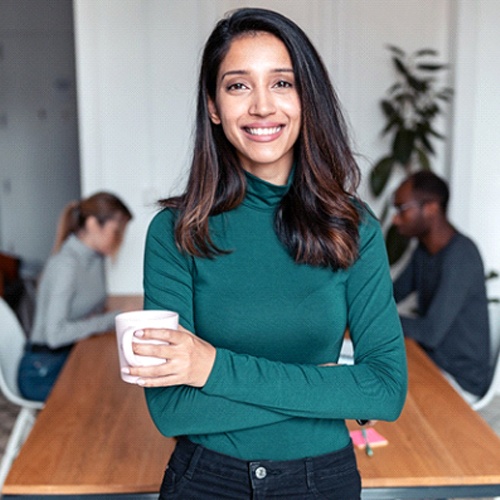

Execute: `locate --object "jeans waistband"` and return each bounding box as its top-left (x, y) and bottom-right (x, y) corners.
top-left (175, 437), bottom-right (357, 477)
top-left (25, 343), bottom-right (73, 355)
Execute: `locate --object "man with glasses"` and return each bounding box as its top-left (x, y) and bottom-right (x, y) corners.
top-left (392, 171), bottom-right (490, 404)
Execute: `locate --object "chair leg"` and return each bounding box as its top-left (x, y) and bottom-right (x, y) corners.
top-left (0, 407), bottom-right (37, 489)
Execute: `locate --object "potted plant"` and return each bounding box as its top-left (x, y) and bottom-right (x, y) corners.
top-left (369, 45), bottom-right (453, 264)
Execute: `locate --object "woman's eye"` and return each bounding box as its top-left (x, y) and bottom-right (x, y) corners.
top-left (275, 80), bottom-right (293, 89)
top-left (227, 82), bottom-right (248, 91)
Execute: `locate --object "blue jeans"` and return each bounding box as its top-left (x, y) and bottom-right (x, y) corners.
top-left (17, 344), bottom-right (72, 402)
top-left (160, 438), bottom-right (361, 499)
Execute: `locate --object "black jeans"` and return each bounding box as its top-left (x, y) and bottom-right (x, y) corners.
top-left (160, 438), bottom-right (361, 499)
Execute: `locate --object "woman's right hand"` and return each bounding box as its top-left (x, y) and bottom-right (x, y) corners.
top-left (125, 325), bottom-right (217, 388)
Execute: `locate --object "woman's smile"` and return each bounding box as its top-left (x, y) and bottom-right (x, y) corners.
top-left (244, 123), bottom-right (284, 139)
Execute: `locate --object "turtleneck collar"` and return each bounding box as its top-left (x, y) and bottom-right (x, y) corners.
top-left (242, 168), bottom-right (293, 211)
top-left (65, 234), bottom-right (102, 262)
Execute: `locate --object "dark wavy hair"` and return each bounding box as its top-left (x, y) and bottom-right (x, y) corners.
top-left (162, 7), bottom-right (361, 269)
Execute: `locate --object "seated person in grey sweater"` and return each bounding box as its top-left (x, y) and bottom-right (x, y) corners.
top-left (392, 171), bottom-right (490, 403)
top-left (18, 192), bottom-right (133, 402)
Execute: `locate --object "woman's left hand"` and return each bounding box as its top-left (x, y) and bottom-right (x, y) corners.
top-left (127, 325), bottom-right (216, 388)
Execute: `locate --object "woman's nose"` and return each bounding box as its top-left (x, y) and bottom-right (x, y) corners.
top-left (249, 88), bottom-right (276, 116)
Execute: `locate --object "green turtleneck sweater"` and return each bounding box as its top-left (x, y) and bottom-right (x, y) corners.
top-left (143, 171), bottom-right (407, 461)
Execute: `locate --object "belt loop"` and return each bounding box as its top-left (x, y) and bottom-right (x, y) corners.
top-left (305, 457), bottom-right (314, 489)
top-left (184, 443), bottom-right (203, 481)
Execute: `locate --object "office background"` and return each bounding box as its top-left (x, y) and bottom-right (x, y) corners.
top-left (1, 0), bottom-right (499, 301)
top-left (75, 0), bottom-right (500, 301)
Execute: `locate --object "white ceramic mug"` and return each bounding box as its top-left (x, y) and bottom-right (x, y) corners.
top-left (115, 310), bottom-right (179, 384)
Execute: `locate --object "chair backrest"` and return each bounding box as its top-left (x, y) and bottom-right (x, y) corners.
top-left (0, 297), bottom-right (42, 408)
top-left (489, 303), bottom-right (500, 364)
top-left (472, 302), bottom-right (500, 411)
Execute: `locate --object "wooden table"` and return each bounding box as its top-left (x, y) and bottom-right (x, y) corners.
top-left (3, 332), bottom-right (173, 499)
top-left (106, 294), bottom-right (144, 313)
top-left (349, 339), bottom-right (500, 499)
top-left (3, 333), bottom-right (500, 498)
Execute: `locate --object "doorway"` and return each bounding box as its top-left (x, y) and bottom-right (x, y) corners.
top-left (0, 0), bottom-right (81, 272)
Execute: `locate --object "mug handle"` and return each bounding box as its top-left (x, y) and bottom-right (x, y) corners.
top-left (122, 328), bottom-right (140, 367)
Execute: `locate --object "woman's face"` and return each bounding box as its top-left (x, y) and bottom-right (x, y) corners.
top-left (208, 32), bottom-right (301, 185)
top-left (85, 213), bottom-right (129, 256)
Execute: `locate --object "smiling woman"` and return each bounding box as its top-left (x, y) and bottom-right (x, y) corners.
top-left (136, 7), bottom-right (407, 499)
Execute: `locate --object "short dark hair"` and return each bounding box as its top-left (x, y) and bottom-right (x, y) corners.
top-left (408, 171), bottom-right (450, 213)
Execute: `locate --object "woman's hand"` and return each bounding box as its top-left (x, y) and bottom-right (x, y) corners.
top-left (126, 325), bottom-right (216, 388)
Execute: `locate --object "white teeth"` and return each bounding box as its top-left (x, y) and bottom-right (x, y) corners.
top-left (246, 126), bottom-right (282, 136)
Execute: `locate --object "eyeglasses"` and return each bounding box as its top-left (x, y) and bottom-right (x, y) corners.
top-left (392, 200), bottom-right (426, 215)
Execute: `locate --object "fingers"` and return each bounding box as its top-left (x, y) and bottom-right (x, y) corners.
top-left (136, 325), bottom-right (193, 343)
top-left (126, 326), bottom-right (216, 388)
top-left (127, 360), bottom-right (182, 387)
top-left (131, 338), bottom-right (172, 359)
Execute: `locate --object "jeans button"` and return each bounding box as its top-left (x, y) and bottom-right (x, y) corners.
top-left (255, 466), bottom-right (267, 479)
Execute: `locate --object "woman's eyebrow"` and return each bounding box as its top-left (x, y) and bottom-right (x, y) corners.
top-left (220, 67), bottom-right (294, 82)
top-left (220, 69), bottom-right (248, 81)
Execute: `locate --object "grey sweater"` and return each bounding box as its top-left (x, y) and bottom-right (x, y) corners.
top-left (394, 232), bottom-right (490, 396)
top-left (30, 235), bottom-right (118, 348)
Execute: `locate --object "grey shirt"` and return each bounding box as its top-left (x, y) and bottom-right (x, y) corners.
top-left (30, 235), bottom-right (118, 348)
top-left (394, 233), bottom-right (490, 396)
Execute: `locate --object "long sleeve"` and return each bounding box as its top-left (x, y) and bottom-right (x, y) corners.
top-left (31, 236), bottom-right (117, 348)
top-left (399, 239), bottom-right (485, 349)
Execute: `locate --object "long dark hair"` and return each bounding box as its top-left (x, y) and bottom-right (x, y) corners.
top-left (162, 7), bottom-right (361, 269)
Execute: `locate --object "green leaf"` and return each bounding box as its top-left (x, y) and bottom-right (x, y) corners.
top-left (393, 57), bottom-right (409, 78)
top-left (395, 92), bottom-right (413, 104)
top-left (370, 157), bottom-right (395, 197)
top-left (407, 76), bottom-right (429, 92)
top-left (416, 63), bottom-right (448, 71)
top-left (381, 100), bottom-right (396, 118)
top-left (428, 126), bottom-right (445, 139)
top-left (381, 117), bottom-right (400, 136)
top-left (386, 45), bottom-right (406, 57)
top-left (416, 148), bottom-right (431, 171)
top-left (387, 82), bottom-right (402, 95)
top-left (420, 133), bottom-right (435, 155)
top-left (485, 270), bottom-right (499, 281)
top-left (392, 129), bottom-right (415, 165)
top-left (436, 87), bottom-right (454, 100)
top-left (437, 93), bottom-right (451, 102)
top-left (385, 224), bottom-right (411, 265)
top-left (415, 48), bottom-right (438, 57)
